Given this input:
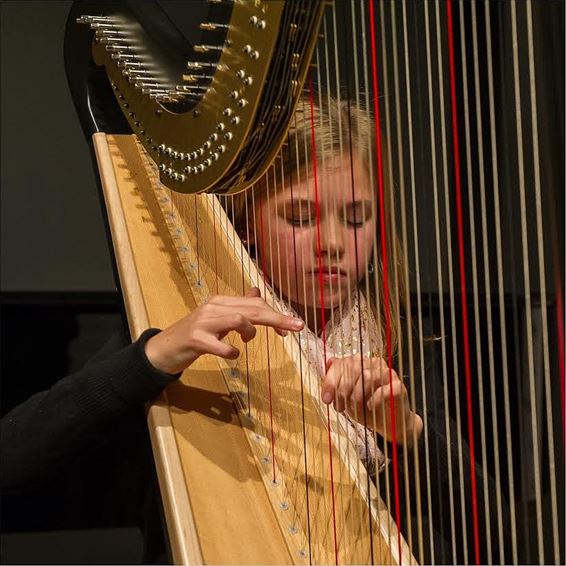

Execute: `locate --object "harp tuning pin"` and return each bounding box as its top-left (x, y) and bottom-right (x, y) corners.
top-left (230, 90), bottom-right (239, 100)
top-left (218, 144), bottom-right (226, 153)
top-left (222, 108), bottom-right (233, 116)
top-left (186, 61), bottom-right (218, 71)
top-left (200, 22), bottom-right (229, 31)
top-left (91, 23), bottom-right (118, 30)
top-left (216, 122), bottom-right (226, 132)
top-left (96, 29), bottom-right (124, 37)
top-left (242, 44), bottom-right (252, 54)
top-left (99, 37), bottom-right (129, 44)
top-left (224, 132), bottom-right (233, 141)
top-left (243, 76), bottom-right (253, 86)
top-left (231, 116), bottom-right (240, 125)
top-left (198, 148), bottom-right (205, 156)
top-left (77, 15), bottom-right (111, 24)
top-left (179, 174), bottom-right (186, 182)
top-left (198, 164), bottom-right (206, 173)
top-left (204, 158), bottom-right (212, 167)
top-left (236, 69), bottom-right (246, 79)
top-left (237, 98), bottom-right (248, 108)
top-left (157, 144), bottom-right (166, 153)
top-left (194, 44), bottom-right (225, 53)
top-left (250, 50), bottom-right (260, 60)
top-left (203, 141), bottom-right (212, 150)
top-left (158, 163), bottom-right (166, 172)
top-left (212, 152), bottom-right (219, 161)
top-left (209, 133), bottom-right (219, 142)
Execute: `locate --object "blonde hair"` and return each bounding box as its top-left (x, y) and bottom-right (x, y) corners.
top-left (233, 95), bottom-right (407, 354)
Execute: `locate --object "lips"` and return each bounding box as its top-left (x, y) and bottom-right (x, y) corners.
top-left (312, 266), bottom-right (347, 276)
top-left (310, 266), bottom-right (347, 282)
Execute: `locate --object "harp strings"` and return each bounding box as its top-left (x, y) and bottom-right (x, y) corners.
top-left (483, 2), bottom-right (519, 562)
top-left (468, 2), bottom-right (505, 562)
top-left (368, 0), bottom-right (409, 560)
top-left (525, 2), bottom-right (560, 562)
top-left (348, 1), bottom-right (385, 557)
top-left (359, 2), bottom-right (399, 555)
top-left (321, 12), bottom-right (353, 559)
top-left (457, 1), bottom-right (494, 560)
top-left (509, 2), bottom-right (545, 561)
top-left (397, 0), bottom-right (428, 561)
top-left (427, 2), bottom-right (470, 562)
top-left (285, 112), bottom-right (314, 562)
top-left (143, 1), bottom-right (564, 563)
top-left (376, 2), bottom-right (418, 561)
top-left (308, 72), bottom-right (341, 564)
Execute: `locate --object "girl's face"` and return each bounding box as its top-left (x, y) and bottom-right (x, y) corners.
top-left (253, 154), bottom-right (376, 320)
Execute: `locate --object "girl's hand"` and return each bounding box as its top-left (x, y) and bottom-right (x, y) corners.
top-left (145, 288), bottom-right (304, 375)
top-left (321, 355), bottom-right (423, 446)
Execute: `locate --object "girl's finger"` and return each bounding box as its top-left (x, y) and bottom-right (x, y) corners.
top-left (322, 361), bottom-right (342, 404)
top-left (366, 380), bottom-right (405, 411)
top-left (352, 367), bottom-right (390, 405)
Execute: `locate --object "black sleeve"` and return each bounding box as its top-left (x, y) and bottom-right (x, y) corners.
top-left (0, 328), bottom-right (179, 492)
top-left (375, 336), bottom-right (511, 564)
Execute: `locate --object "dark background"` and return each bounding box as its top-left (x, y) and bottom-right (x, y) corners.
top-left (1, 1), bottom-right (564, 564)
top-left (1, 2), bottom-right (126, 563)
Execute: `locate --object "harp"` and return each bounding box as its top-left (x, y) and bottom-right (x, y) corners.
top-left (66, 1), bottom-right (564, 564)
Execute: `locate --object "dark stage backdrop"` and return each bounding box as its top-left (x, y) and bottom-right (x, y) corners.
top-left (1, 0), bottom-right (115, 293)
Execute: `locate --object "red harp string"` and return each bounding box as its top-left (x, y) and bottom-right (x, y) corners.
top-left (445, 0), bottom-right (481, 563)
top-left (368, 0), bottom-right (403, 559)
top-left (308, 74), bottom-right (339, 565)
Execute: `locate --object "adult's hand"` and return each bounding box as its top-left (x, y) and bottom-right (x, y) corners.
top-left (144, 288), bottom-right (304, 375)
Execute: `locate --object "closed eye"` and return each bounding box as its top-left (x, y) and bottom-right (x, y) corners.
top-left (343, 200), bottom-right (373, 227)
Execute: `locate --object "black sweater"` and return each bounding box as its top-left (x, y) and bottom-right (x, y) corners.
top-left (0, 328), bottom-right (178, 563)
top-left (1, 326), bottom-right (508, 564)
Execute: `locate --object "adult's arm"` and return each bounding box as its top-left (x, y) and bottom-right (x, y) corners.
top-left (0, 328), bottom-right (178, 492)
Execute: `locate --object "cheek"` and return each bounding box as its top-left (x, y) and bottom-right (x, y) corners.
top-left (263, 226), bottom-right (308, 274)
top-left (279, 229), bottom-right (310, 272)
top-left (345, 227), bottom-right (375, 269)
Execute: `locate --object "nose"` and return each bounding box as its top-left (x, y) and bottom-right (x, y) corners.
top-left (316, 214), bottom-right (345, 259)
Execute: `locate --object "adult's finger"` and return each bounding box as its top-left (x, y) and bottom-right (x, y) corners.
top-left (238, 305), bottom-right (303, 334)
top-left (246, 287), bottom-right (261, 298)
top-left (208, 296), bottom-right (303, 333)
top-left (205, 338), bottom-right (240, 360)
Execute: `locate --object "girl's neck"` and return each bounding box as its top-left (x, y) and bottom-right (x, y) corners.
top-left (290, 300), bottom-right (332, 337)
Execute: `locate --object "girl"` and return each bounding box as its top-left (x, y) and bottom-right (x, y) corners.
top-left (238, 96), bottom-right (507, 564)
top-left (230, 96), bottom-right (424, 450)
